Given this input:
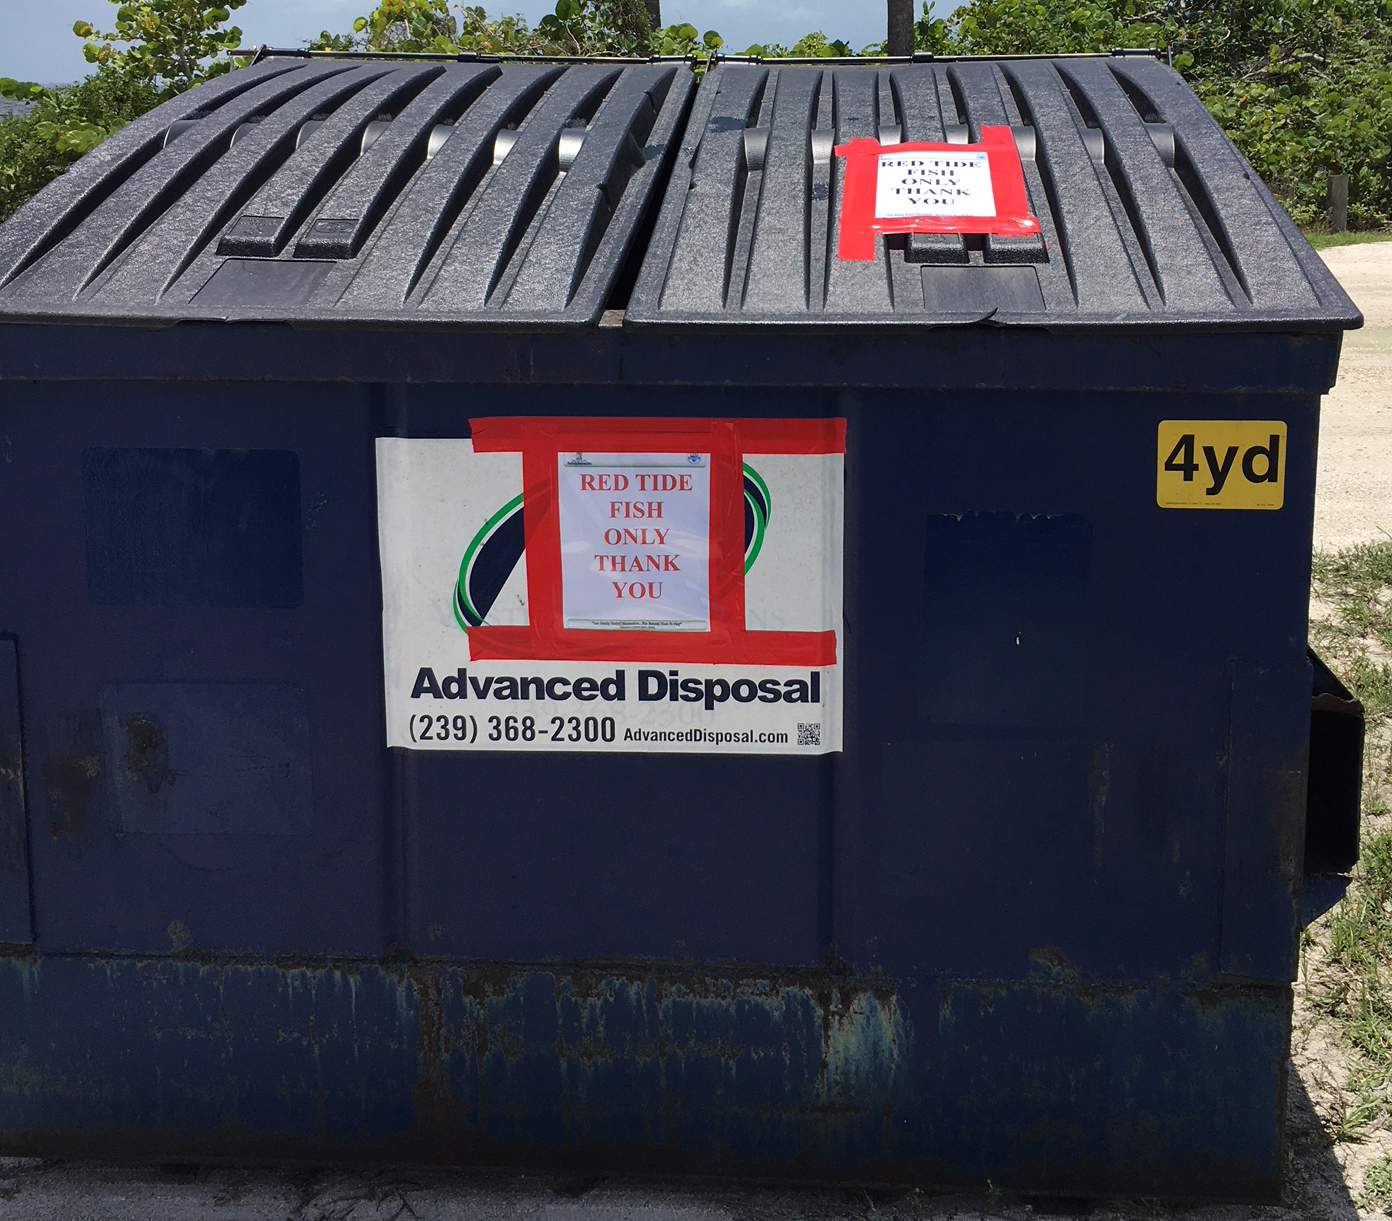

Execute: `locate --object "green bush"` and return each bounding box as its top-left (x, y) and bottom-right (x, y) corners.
top-left (74, 0), bottom-right (247, 98)
top-left (945, 0), bottom-right (1392, 227)
top-left (0, 70), bottom-right (161, 222)
top-left (747, 32), bottom-right (857, 58)
top-left (309, 0), bottom-right (721, 58)
top-left (0, 0), bottom-right (252, 222)
top-left (1196, 29), bottom-right (1392, 228)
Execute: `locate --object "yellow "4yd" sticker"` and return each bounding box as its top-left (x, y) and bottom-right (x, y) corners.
top-left (1156, 421), bottom-right (1287, 510)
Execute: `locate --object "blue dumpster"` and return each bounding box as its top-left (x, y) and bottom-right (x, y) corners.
top-left (0, 48), bottom-right (1365, 1201)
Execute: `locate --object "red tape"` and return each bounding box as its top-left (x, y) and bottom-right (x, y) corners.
top-left (466, 417), bottom-right (843, 666)
top-left (835, 125), bottom-right (1041, 262)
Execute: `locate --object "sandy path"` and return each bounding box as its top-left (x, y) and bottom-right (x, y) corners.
top-left (1315, 243), bottom-right (1392, 549)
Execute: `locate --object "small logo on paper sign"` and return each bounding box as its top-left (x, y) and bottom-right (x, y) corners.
top-left (1156, 421), bottom-right (1287, 510)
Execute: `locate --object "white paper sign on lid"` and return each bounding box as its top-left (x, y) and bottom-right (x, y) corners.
top-left (874, 150), bottom-right (997, 219)
top-left (558, 452), bottom-right (711, 631)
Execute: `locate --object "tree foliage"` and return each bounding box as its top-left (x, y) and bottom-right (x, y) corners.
top-left (318, 0), bottom-right (861, 59)
top-left (0, 0), bottom-right (248, 221)
top-left (308, 0), bottom-right (723, 58)
top-left (943, 0), bottom-right (1392, 226)
top-left (0, 70), bottom-right (161, 221)
top-left (74, 0), bottom-right (249, 97)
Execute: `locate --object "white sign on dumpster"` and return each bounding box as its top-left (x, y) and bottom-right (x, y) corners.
top-left (875, 150), bottom-right (997, 218)
top-left (375, 417), bottom-right (846, 754)
top-left (557, 453), bottom-right (711, 631)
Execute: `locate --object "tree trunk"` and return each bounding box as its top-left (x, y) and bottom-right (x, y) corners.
top-left (887, 0), bottom-right (913, 55)
top-left (644, 0), bottom-right (662, 32)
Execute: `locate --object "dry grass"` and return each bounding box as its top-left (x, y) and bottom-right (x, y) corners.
top-left (1302, 541), bottom-right (1392, 1210)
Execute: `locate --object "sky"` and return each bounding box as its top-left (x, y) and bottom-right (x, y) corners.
top-left (0, 0), bottom-right (895, 85)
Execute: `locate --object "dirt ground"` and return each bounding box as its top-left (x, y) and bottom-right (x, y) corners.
top-left (1214, 241), bottom-right (1392, 1221)
top-left (1278, 241), bottom-right (1392, 1220)
top-left (1314, 242), bottom-right (1392, 551)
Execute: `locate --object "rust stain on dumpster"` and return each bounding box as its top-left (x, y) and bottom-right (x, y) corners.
top-left (393, 961), bottom-right (908, 1153)
top-left (123, 714), bottom-right (176, 794)
top-left (0, 951), bottom-right (1293, 1196)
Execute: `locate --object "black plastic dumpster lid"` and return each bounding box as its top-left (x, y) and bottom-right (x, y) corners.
top-left (626, 57), bottom-right (1362, 332)
top-left (0, 56), bottom-right (693, 329)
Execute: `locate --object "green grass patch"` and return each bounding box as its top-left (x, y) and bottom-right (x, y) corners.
top-left (0, 72), bottom-right (159, 224)
top-left (1309, 541), bottom-right (1392, 1144)
top-left (1330, 825), bottom-right (1392, 971)
top-left (1361, 1149), bottom-right (1392, 1209)
top-left (1326, 818), bottom-right (1392, 1082)
top-left (1304, 229), bottom-right (1392, 250)
top-left (1310, 541), bottom-right (1392, 721)
top-left (1313, 541), bottom-right (1392, 592)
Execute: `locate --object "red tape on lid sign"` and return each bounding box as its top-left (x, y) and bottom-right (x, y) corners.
top-left (834, 125), bottom-right (1042, 261)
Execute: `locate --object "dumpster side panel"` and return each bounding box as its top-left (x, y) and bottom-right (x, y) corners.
top-left (0, 372), bottom-right (1317, 1198)
top-left (404, 753), bottom-right (830, 963)
top-left (379, 379), bottom-right (1317, 987)
top-left (0, 383), bottom-right (391, 955)
top-left (838, 388), bottom-right (1318, 987)
top-left (906, 978), bottom-right (1289, 1199)
top-left (0, 954), bottom-right (1288, 1197)
top-left (384, 383), bottom-right (840, 965)
top-left (1220, 661), bottom-right (1309, 980)
top-left (0, 954), bottom-right (418, 1143)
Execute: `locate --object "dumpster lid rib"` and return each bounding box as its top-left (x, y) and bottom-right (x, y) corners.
top-left (625, 58), bottom-right (1361, 333)
top-left (0, 58), bottom-right (694, 329)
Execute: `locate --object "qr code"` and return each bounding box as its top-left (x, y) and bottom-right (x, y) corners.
top-left (797, 723), bottom-right (821, 747)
